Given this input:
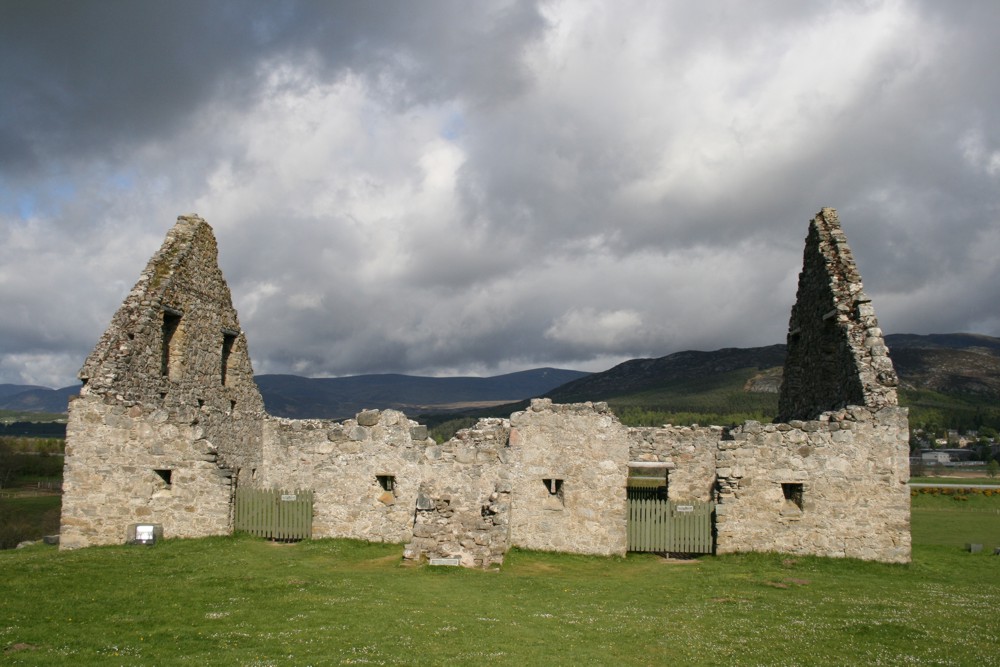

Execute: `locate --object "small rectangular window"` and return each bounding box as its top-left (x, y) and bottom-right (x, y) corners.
top-left (782, 482), bottom-right (804, 510)
top-left (154, 469), bottom-right (173, 489)
top-left (377, 475), bottom-right (396, 492)
top-left (542, 478), bottom-right (564, 510)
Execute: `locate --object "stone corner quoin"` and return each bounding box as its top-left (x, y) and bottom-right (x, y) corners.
top-left (59, 208), bottom-right (911, 566)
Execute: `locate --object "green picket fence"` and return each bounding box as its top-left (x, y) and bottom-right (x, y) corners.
top-left (234, 488), bottom-right (314, 540)
top-left (627, 498), bottom-right (714, 554)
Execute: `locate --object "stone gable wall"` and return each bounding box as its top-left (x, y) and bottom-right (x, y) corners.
top-left (61, 216), bottom-right (265, 548)
top-left (779, 208), bottom-right (898, 421)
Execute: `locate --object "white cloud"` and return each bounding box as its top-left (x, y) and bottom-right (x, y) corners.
top-left (1, 1), bottom-right (999, 387)
top-left (546, 308), bottom-right (645, 349)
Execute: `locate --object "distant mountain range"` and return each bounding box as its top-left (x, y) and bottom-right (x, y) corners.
top-left (3, 333), bottom-right (998, 427)
top-left (254, 368), bottom-right (590, 419)
top-left (0, 384), bottom-right (78, 416)
top-left (0, 368), bottom-right (591, 420)
top-left (544, 333), bottom-right (1000, 403)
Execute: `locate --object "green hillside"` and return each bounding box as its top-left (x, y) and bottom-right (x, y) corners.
top-left (602, 367), bottom-right (779, 427)
top-left (425, 333), bottom-right (1000, 436)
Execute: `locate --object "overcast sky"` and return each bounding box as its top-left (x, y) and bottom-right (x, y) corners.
top-left (2, 1), bottom-right (999, 388)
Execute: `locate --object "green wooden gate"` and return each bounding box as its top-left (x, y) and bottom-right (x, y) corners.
top-left (234, 488), bottom-right (314, 540)
top-left (627, 491), bottom-right (714, 554)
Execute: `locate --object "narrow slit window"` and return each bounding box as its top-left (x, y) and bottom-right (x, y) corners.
top-left (161, 309), bottom-right (182, 378)
top-left (377, 475), bottom-right (396, 492)
top-left (543, 478), bottom-right (563, 497)
top-left (221, 330), bottom-right (238, 386)
top-left (782, 482), bottom-right (804, 510)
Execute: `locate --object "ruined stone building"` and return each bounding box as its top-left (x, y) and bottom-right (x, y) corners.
top-left (60, 208), bottom-right (911, 565)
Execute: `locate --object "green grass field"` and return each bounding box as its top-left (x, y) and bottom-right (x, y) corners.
top-left (1, 494), bottom-right (999, 665)
top-left (910, 491), bottom-right (1000, 551)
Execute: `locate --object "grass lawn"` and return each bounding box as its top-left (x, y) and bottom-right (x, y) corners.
top-left (1, 496), bottom-right (998, 666)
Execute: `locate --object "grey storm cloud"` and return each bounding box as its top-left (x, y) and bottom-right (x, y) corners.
top-left (1, 0), bottom-right (999, 387)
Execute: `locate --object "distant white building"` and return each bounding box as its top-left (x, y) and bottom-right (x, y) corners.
top-left (921, 451), bottom-right (950, 464)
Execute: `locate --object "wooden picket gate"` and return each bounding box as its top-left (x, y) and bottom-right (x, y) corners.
top-left (234, 488), bottom-right (314, 540)
top-left (627, 492), bottom-right (714, 554)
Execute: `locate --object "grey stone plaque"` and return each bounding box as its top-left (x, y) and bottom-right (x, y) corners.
top-left (429, 557), bottom-right (462, 566)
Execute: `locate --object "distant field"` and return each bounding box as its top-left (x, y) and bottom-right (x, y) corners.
top-left (1, 494), bottom-right (998, 665)
top-left (0, 493), bottom-right (60, 549)
top-left (910, 475), bottom-right (998, 486)
top-left (910, 491), bottom-right (1000, 551)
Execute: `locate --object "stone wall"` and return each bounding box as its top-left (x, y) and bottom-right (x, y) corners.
top-left (61, 215), bottom-right (265, 548)
top-left (406, 478), bottom-right (512, 569)
top-left (60, 395), bottom-right (234, 548)
top-left (714, 407), bottom-right (911, 563)
top-left (779, 208), bottom-right (898, 421)
top-left (60, 208), bottom-right (911, 565)
top-left (628, 424), bottom-right (721, 502)
top-left (261, 409), bottom-right (439, 543)
top-left (260, 409), bottom-right (512, 566)
top-left (402, 418), bottom-right (512, 567)
top-left (508, 399), bottom-right (630, 557)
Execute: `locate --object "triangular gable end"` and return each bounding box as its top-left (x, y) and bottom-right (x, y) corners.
top-left (77, 215), bottom-right (263, 412)
top-left (778, 208), bottom-right (899, 421)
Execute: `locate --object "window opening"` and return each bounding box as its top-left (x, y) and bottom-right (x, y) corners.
top-left (782, 482), bottom-right (804, 510)
top-left (627, 467), bottom-right (668, 501)
top-left (221, 330), bottom-right (238, 385)
top-left (377, 475), bottom-right (396, 492)
top-left (542, 478), bottom-right (564, 510)
top-left (154, 469), bottom-right (173, 489)
top-left (627, 462), bottom-right (671, 500)
top-left (161, 309), bottom-right (182, 378)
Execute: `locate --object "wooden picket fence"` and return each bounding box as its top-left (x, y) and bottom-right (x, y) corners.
top-left (234, 488), bottom-right (314, 540)
top-left (627, 497), bottom-right (714, 554)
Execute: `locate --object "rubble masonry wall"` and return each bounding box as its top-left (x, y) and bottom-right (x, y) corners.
top-left (508, 399), bottom-right (630, 557)
top-left (61, 216), bottom-right (265, 548)
top-left (60, 209), bottom-right (911, 565)
top-left (715, 407), bottom-right (911, 563)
